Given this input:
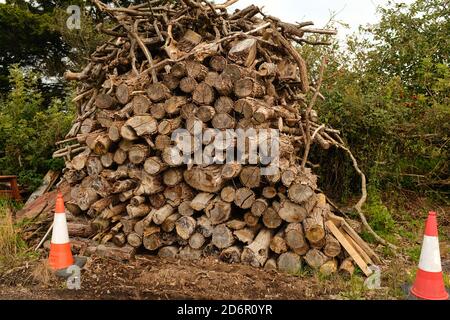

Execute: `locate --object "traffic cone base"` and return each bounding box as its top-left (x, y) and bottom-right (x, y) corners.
top-left (48, 243), bottom-right (74, 270)
top-left (48, 192), bottom-right (74, 271)
top-left (411, 269), bottom-right (448, 300)
top-left (410, 211), bottom-right (448, 300)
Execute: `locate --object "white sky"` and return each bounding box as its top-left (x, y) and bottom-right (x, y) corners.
top-left (0, 0), bottom-right (414, 40)
top-left (229, 0), bottom-right (414, 40)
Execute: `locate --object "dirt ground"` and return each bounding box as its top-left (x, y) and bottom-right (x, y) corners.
top-left (0, 253), bottom-right (414, 300)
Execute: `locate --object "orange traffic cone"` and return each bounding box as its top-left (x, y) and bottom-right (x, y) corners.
top-left (410, 211), bottom-right (448, 300)
top-left (48, 192), bottom-right (74, 270)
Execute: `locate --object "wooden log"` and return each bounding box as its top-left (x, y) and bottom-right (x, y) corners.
top-left (149, 102), bottom-right (166, 120)
top-left (134, 173), bottom-right (164, 196)
top-left (190, 192), bottom-right (214, 211)
top-left (205, 197), bottom-right (231, 225)
top-left (303, 207), bottom-right (325, 244)
top-left (220, 246), bottom-right (242, 264)
top-left (149, 193), bottom-right (166, 209)
top-left (213, 74), bottom-right (233, 96)
top-left (243, 212), bottom-right (259, 227)
top-left (163, 168), bottom-right (184, 186)
top-left (100, 152), bottom-right (114, 168)
top-left (228, 38), bottom-right (257, 67)
top-left (112, 232), bottom-right (126, 247)
top-left (153, 204), bottom-right (175, 225)
top-left (143, 228), bottom-right (177, 251)
top-left (288, 183), bottom-right (314, 204)
top-left (92, 132), bottom-right (112, 155)
top-left (186, 60), bottom-right (208, 81)
top-left (241, 228), bottom-right (272, 267)
top-left (319, 259), bottom-right (338, 276)
top-left (155, 134), bottom-right (172, 151)
top-left (262, 186), bottom-right (277, 199)
top-left (204, 71), bottom-right (219, 87)
top-left (116, 83), bottom-right (130, 105)
top-left (197, 215), bottom-right (214, 238)
top-left (212, 224), bottom-right (235, 249)
top-left (144, 157), bottom-right (168, 175)
top-left (281, 167), bottom-right (298, 187)
top-left (91, 217), bottom-right (110, 232)
top-left (221, 162), bottom-right (242, 179)
top-left (233, 227), bottom-right (257, 244)
top-left (158, 246), bottom-right (179, 259)
top-left (277, 252), bottom-right (301, 274)
top-left (285, 222), bottom-right (307, 252)
top-left (264, 258), bottom-right (278, 271)
top-left (121, 117), bottom-right (156, 140)
top-left (193, 82), bottom-right (215, 105)
top-left (210, 55), bottom-right (227, 72)
top-left (304, 249), bottom-right (328, 269)
top-left (86, 157), bottom-right (103, 177)
top-left (127, 203), bottom-right (151, 219)
top-left (162, 73), bottom-right (180, 90)
top-left (170, 62), bottom-right (187, 78)
top-left (234, 187), bottom-right (255, 209)
top-left (239, 166), bottom-right (261, 189)
top-left (226, 219), bottom-right (247, 230)
top-left (95, 93), bottom-right (115, 109)
top-left (71, 149), bottom-right (90, 171)
top-left (196, 105), bottom-right (216, 122)
top-left (146, 83), bottom-right (171, 102)
top-left (120, 216), bottom-right (138, 234)
top-left (95, 244), bottom-right (135, 261)
top-left (77, 187), bottom-right (98, 211)
top-left (128, 144), bottom-right (149, 164)
top-left (164, 96), bottom-right (187, 115)
top-left (179, 76), bottom-right (198, 93)
top-left (113, 148), bottom-right (127, 165)
top-left (234, 77), bottom-right (265, 98)
top-left (189, 232), bottom-right (206, 249)
top-left (211, 113), bottom-right (235, 129)
top-left (278, 199), bottom-right (308, 223)
top-left (220, 186), bottom-right (236, 203)
top-left (119, 189), bottom-right (134, 202)
top-left (80, 118), bottom-right (97, 134)
top-left (339, 258), bottom-right (355, 279)
top-left (179, 246), bottom-right (202, 261)
top-left (111, 179), bottom-right (135, 194)
top-left (251, 198), bottom-right (268, 217)
top-left (262, 207), bottom-right (282, 229)
top-left (67, 221), bottom-right (95, 238)
top-left (323, 234), bottom-right (342, 258)
top-left (161, 213), bottom-right (181, 233)
top-left (183, 165), bottom-right (224, 193)
top-left (222, 64), bottom-right (241, 82)
top-left (270, 228), bottom-right (288, 254)
top-left (214, 96), bottom-right (233, 114)
top-left (132, 95), bottom-right (151, 115)
top-left (178, 200), bottom-right (194, 216)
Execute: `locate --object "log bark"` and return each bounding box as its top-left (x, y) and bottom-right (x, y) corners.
top-left (277, 252), bottom-right (301, 274)
top-left (241, 228), bottom-right (272, 267)
top-left (304, 248), bottom-right (328, 269)
top-left (234, 187), bottom-right (255, 209)
top-left (212, 224), bottom-right (235, 249)
top-left (219, 246), bottom-right (242, 263)
top-left (205, 197), bottom-right (231, 225)
top-left (278, 199), bottom-right (307, 223)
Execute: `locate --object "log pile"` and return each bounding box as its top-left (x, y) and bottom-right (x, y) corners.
top-left (49, 0), bottom-right (378, 275)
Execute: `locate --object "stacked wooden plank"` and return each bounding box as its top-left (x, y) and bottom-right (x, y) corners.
top-left (49, 0), bottom-right (378, 275)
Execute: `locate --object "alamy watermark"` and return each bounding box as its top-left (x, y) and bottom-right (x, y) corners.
top-left (66, 5), bottom-right (81, 30)
top-left (168, 120), bottom-right (280, 176)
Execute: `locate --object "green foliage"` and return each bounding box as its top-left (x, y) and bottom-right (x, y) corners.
top-left (303, 0), bottom-right (449, 201)
top-left (0, 65), bottom-right (74, 191)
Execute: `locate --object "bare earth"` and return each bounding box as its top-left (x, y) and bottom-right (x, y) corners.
top-left (0, 254), bottom-right (397, 300)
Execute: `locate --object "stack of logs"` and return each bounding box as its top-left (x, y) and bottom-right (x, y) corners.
top-left (53, 0), bottom-right (364, 276)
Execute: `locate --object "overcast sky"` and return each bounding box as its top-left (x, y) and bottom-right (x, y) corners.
top-left (229, 0), bottom-right (414, 40)
top-left (0, 0), bottom-right (414, 40)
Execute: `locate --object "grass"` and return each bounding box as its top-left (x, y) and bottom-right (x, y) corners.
top-left (0, 199), bottom-right (35, 271)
